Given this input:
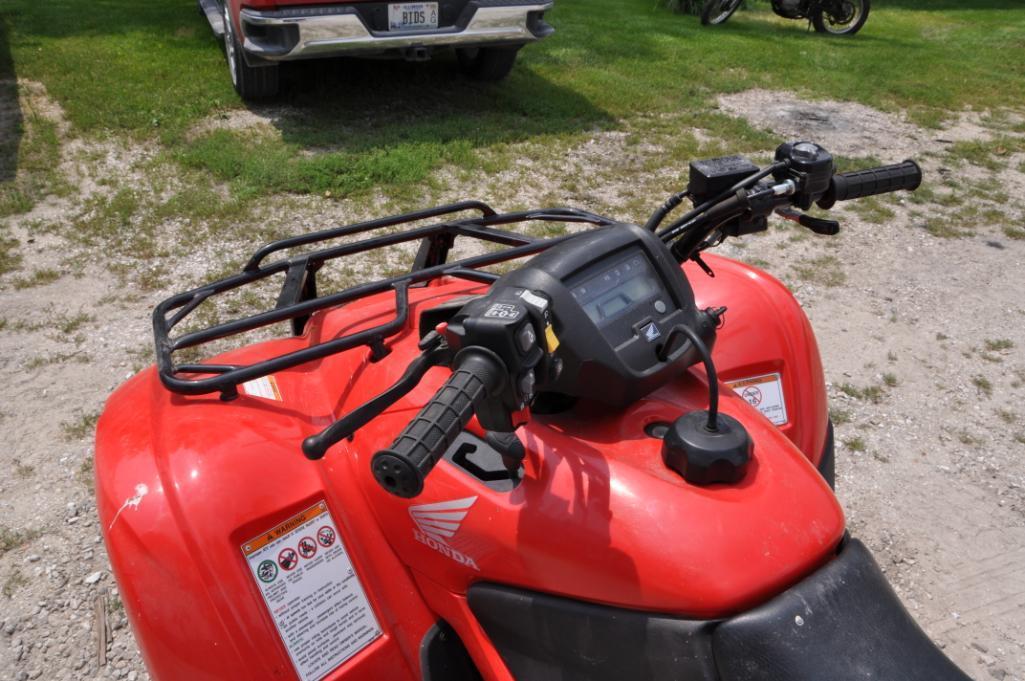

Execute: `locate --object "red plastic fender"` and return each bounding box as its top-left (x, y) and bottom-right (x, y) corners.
top-left (688, 255), bottom-right (829, 465)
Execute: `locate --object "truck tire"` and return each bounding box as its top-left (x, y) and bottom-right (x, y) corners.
top-left (223, 3), bottom-right (279, 99)
top-left (456, 47), bottom-right (520, 82)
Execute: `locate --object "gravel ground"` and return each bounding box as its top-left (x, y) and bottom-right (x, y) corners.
top-left (1, 84), bottom-right (1024, 680)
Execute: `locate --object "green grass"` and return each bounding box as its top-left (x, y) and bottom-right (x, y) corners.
top-left (2, 0), bottom-right (1025, 207)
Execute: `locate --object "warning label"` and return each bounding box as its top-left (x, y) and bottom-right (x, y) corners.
top-left (242, 502), bottom-right (381, 681)
top-left (727, 373), bottom-right (789, 426)
top-left (242, 375), bottom-right (282, 401)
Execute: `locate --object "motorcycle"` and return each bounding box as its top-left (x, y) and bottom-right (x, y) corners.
top-left (95, 140), bottom-right (971, 681)
top-left (701, 0), bottom-right (870, 35)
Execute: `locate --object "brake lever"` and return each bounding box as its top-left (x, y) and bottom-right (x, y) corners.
top-left (302, 333), bottom-right (452, 460)
top-left (775, 208), bottom-right (840, 236)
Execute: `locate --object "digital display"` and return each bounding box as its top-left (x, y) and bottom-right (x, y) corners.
top-left (570, 250), bottom-right (662, 326)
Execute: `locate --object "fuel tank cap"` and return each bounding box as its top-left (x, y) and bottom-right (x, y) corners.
top-left (662, 411), bottom-right (752, 485)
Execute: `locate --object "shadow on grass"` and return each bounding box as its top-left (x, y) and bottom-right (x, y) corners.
top-left (179, 52), bottom-right (616, 198)
top-left (0, 18), bottom-right (20, 185)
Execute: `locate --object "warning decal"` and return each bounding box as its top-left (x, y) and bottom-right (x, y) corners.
top-left (242, 502), bottom-right (381, 681)
top-left (727, 373), bottom-right (789, 426)
top-left (241, 375), bottom-right (282, 401)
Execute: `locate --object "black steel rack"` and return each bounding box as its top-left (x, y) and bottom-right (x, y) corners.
top-left (153, 201), bottom-right (618, 400)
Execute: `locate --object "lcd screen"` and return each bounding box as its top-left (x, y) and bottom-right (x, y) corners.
top-left (570, 251), bottom-right (661, 326)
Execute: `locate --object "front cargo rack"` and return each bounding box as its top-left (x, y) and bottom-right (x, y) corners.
top-left (153, 201), bottom-right (617, 400)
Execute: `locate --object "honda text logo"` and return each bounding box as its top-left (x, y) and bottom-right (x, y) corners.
top-left (408, 496), bottom-right (480, 571)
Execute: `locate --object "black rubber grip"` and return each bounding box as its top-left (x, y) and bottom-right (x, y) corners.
top-left (817, 160), bottom-right (922, 209)
top-left (371, 352), bottom-right (504, 498)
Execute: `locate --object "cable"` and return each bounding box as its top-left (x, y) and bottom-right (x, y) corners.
top-left (643, 190), bottom-right (690, 232)
top-left (657, 161), bottom-right (788, 243)
top-left (662, 324), bottom-right (720, 432)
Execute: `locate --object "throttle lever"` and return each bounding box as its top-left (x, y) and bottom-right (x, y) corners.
top-left (776, 208), bottom-right (840, 236)
top-left (302, 336), bottom-right (451, 460)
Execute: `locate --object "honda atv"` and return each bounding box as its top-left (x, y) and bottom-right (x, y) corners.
top-left (96, 141), bottom-right (971, 680)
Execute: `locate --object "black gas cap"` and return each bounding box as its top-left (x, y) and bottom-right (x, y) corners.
top-left (662, 411), bottom-right (752, 485)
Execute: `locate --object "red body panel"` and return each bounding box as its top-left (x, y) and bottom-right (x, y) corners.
top-left (96, 254), bottom-right (842, 681)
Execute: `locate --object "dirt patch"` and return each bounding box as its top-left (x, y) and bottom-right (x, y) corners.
top-left (717, 88), bottom-right (1000, 160)
top-left (186, 106), bottom-right (291, 141)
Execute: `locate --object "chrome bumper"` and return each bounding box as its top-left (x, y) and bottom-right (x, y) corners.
top-left (239, 1), bottom-right (554, 61)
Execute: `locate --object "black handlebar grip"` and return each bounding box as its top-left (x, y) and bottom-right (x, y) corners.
top-left (371, 351), bottom-right (504, 498)
top-left (817, 160), bottom-right (922, 209)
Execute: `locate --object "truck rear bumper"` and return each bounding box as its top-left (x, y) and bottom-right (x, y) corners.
top-left (239, 1), bottom-right (554, 61)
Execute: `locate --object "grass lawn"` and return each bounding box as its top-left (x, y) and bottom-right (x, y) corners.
top-left (1, 0), bottom-right (1024, 208)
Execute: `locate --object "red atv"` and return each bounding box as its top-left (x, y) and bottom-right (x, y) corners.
top-left (199, 0), bottom-right (556, 99)
top-left (96, 141), bottom-right (970, 680)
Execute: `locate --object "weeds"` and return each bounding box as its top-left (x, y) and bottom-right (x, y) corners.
top-left (845, 437), bottom-right (867, 453)
top-left (923, 217), bottom-right (974, 239)
top-left (984, 339), bottom-right (1014, 352)
top-left (882, 373), bottom-right (899, 388)
top-left (996, 409), bottom-right (1016, 425)
top-left (972, 376), bottom-right (994, 398)
top-left (0, 526), bottom-right (40, 556)
top-left (958, 431), bottom-right (982, 446)
top-left (78, 456), bottom-right (95, 493)
top-left (13, 458), bottom-right (34, 478)
top-left (61, 411), bottom-right (100, 442)
top-left (25, 351), bottom-right (90, 370)
top-left (2, 570), bottom-right (28, 598)
top-left (0, 229), bottom-right (21, 275)
top-left (829, 407), bottom-right (853, 426)
top-left (838, 382), bottom-right (886, 404)
top-left (793, 255), bottom-right (846, 288)
top-left (11, 268), bottom-right (61, 289)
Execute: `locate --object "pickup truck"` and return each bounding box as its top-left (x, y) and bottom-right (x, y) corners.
top-left (198, 0), bottom-right (555, 99)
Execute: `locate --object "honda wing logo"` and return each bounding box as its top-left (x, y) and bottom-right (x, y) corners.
top-left (409, 496), bottom-right (480, 571)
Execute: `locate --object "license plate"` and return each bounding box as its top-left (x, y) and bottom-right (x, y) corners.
top-left (388, 3), bottom-right (439, 31)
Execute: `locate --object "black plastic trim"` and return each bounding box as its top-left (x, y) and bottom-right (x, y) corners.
top-left (818, 419), bottom-right (835, 489)
top-left (469, 539), bottom-right (971, 681)
top-left (420, 621), bottom-right (482, 681)
top-left (713, 538), bottom-right (971, 681)
top-left (468, 584), bottom-right (719, 681)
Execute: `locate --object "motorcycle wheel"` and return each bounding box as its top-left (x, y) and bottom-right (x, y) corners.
top-left (701, 0), bottom-right (744, 26)
top-left (811, 0), bottom-right (870, 35)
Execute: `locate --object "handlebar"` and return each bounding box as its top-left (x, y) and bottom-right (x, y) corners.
top-left (660, 153), bottom-right (923, 263)
top-left (370, 349), bottom-right (505, 498)
top-left (817, 160), bottom-right (922, 209)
